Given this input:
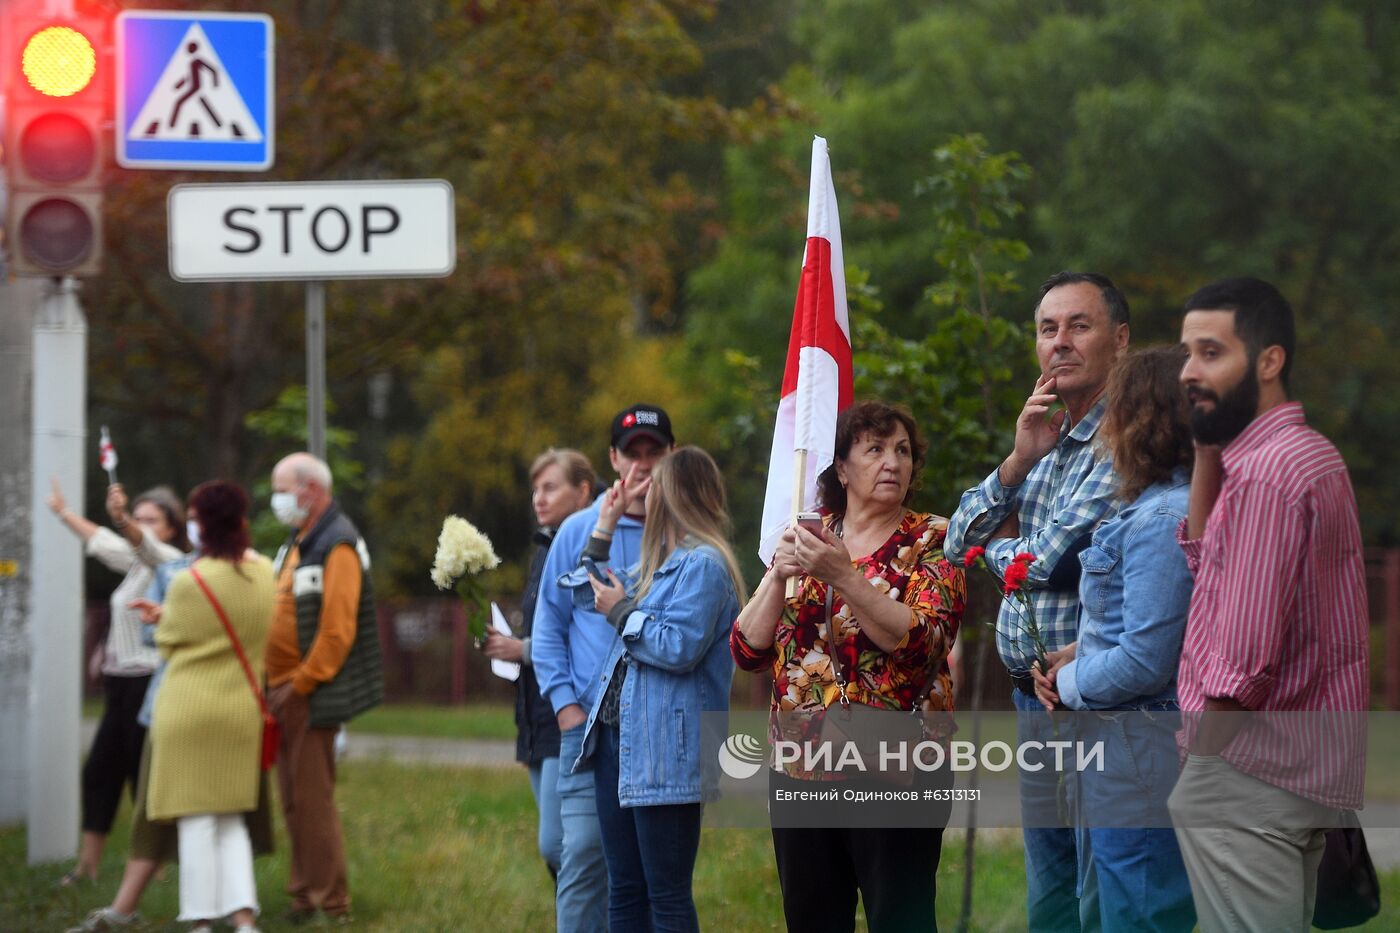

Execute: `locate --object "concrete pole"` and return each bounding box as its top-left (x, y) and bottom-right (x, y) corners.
top-left (0, 276), bottom-right (42, 826)
top-left (27, 276), bottom-right (86, 863)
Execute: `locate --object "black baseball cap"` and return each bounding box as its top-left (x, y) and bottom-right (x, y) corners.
top-left (611, 403), bottom-right (674, 451)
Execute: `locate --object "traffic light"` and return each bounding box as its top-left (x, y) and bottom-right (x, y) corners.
top-left (6, 11), bottom-right (106, 277)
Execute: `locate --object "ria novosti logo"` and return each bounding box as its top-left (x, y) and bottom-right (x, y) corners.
top-left (718, 733), bottom-right (765, 780)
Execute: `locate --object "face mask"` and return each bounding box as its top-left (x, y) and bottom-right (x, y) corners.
top-left (186, 520), bottom-right (202, 549)
top-left (271, 491), bottom-right (308, 528)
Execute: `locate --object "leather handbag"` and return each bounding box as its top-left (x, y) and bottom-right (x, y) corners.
top-left (1312, 814), bottom-right (1381, 929)
top-left (190, 563), bottom-right (280, 771)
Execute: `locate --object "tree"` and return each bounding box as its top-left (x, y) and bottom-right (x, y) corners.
top-left (684, 0), bottom-right (1400, 545)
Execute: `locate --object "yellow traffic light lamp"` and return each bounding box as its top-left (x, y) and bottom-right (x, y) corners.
top-left (21, 24), bottom-right (97, 97)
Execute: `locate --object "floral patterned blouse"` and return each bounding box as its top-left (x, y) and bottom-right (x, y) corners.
top-left (731, 510), bottom-right (966, 716)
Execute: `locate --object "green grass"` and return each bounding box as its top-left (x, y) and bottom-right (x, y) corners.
top-left (1, 761), bottom-right (1026, 931)
top-left (347, 702), bottom-right (517, 741)
top-left (5, 760), bottom-right (1400, 931)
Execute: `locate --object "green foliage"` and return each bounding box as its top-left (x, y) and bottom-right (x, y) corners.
top-left (685, 0), bottom-right (1400, 545)
top-left (851, 136), bottom-right (1035, 514)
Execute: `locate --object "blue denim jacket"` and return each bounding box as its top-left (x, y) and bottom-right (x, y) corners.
top-left (575, 542), bottom-right (739, 807)
top-left (1057, 469), bottom-right (1192, 711)
top-left (137, 552), bottom-right (199, 728)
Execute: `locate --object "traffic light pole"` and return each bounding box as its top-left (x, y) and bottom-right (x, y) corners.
top-left (306, 281), bottom-right (326, 461)
top-left (28, 276), bottom-right (86, 863)
top-left (0, 275), bottom-right (42, 828)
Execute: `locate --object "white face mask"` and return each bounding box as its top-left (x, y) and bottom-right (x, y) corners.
top-left (186, 520), bottom-right (202, 550)
top-left (271, 491), bottom-right (309, 528)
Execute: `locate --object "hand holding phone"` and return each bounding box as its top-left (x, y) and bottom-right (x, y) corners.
top-left (582, 556), bottom-right (609, 584)
top-left (794, 511), bottom-right (823, 537)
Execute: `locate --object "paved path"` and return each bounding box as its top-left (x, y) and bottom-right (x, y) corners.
top-left (81, 720), bottom-right (1400, 867)
top-left (340, 731), bottom-right (517, 768)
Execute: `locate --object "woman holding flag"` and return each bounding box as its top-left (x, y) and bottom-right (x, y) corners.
top-left (731, 401), bottom-right (965, 933)
top-left (47, 473), bottom-right (189, 886)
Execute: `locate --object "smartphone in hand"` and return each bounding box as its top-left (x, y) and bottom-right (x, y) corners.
top-left (794, 511), bottom-right (823, 537)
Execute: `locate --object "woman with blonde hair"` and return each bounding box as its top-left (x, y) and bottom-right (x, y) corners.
top-left (581, 445), bottom-right (744, 933)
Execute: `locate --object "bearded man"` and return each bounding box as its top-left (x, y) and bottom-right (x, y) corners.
top-left (1168, 277), bottom-right (1368, 932)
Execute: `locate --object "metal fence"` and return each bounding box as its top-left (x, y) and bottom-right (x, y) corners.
top-left (78, 548), bottom-right (1400, 710)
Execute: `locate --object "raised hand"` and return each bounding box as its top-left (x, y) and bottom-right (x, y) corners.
top-left (105, 483), bottom-right (130, 525)
top-left (598, 462), bottom-right (653, 531)
top-left (47, 476), bottom-right (68, 515)
top-left (1001, 374), bottom-right (1066, 487)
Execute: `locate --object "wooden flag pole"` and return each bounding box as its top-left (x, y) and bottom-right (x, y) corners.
top-left (784, 448), bottom-right (808, 599)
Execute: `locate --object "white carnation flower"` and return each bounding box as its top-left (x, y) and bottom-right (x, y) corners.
top-left (430, 515), bottom-right (500, 589)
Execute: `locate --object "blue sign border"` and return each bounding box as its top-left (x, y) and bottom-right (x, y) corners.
top-left (116, 10), bottom-right (275, 171)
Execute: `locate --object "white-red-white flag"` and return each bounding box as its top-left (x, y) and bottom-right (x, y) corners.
top-left (758, 136), bottom-right (854, 564)
top-left (99, 426), bottom-right (118, 473)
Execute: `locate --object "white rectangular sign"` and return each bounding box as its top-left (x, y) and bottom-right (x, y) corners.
top-left (168, 180), bottom-right (456, 281)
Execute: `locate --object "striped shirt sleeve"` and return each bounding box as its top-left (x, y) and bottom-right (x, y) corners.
top-left (1176, 518), bottom-right (1205, 575)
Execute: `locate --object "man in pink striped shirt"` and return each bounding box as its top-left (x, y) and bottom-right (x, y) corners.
top-left (1167, 277), bottom-right (1369, 932)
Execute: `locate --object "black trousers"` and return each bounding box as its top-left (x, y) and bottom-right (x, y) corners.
top-left (772, 819), bottom-right (944, 932)
top-left (81, 673), bottom-right (150, 834)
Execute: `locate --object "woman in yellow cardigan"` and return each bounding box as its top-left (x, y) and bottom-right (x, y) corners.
top-left (149, 482), bottom-right (274, 933)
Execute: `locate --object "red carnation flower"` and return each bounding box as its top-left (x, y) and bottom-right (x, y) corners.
top-left (1004, 561), bottom-right (1030, 592)
top-left (963, 546), bottom-right (986, 568)
top-left (1013, 552), bottom-right (1038, 565)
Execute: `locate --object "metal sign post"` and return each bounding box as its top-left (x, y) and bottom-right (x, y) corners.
top-left (306, 281), bottom-right (326, 460)
top-left (167, 179), bottom-right (455, 455)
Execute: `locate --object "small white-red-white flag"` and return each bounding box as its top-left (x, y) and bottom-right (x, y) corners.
top-left (757, 136), bottom-right (854, 564)
top-left (99, 426), bottom-right (118, 475)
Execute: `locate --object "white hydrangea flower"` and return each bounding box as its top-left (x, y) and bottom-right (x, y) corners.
top-left (430, 515), bottom-right (500, 589)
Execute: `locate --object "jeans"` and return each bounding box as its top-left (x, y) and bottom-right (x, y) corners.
top-left (528, 757), bottom-right (564, 877)
top-left (1079, 710), bottom-right (1193, 932)
top-left (556, 724), bottom-right (608, 933)
top-left (594, 723), bottom-right (703, 933)
top-left (1013, 689), bottom-right (1099, 933)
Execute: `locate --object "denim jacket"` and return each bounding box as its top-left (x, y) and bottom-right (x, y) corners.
top-left (1057, 469), bottom-right (1192, 711)
top-left (575, 542), bottom-right (740, 807)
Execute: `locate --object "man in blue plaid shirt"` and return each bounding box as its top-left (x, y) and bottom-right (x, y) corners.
top-left (947, 271), bottom-right (1129, 933)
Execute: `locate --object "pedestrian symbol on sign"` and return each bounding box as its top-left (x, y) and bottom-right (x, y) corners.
top-left (128, 23), bottom-right (263, 143)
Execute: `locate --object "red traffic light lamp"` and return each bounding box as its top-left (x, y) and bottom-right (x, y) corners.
top-left (6, 11), bottom-right (107, 277)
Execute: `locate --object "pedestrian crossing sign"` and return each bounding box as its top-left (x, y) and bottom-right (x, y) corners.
top-left (116, 11), bottom-right (274, 171)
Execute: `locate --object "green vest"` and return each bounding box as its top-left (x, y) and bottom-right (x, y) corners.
top-left (274, 504), bottom-right (384, 728)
